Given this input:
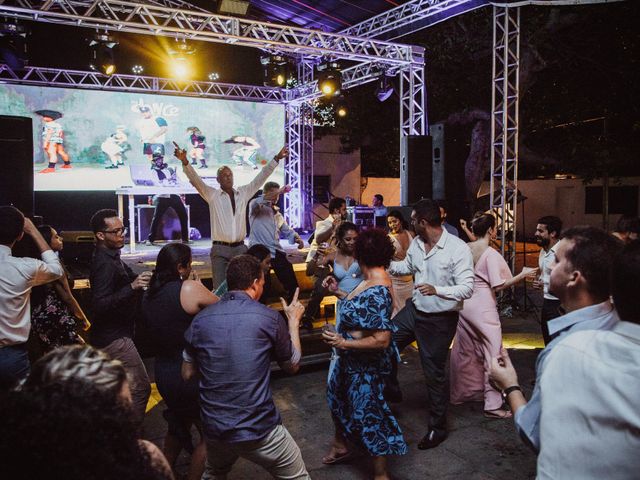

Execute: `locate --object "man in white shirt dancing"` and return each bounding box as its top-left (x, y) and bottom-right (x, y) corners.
top-left (174, 143), bottom-right (287, 289)
top-left (0, 206), bottom-right (64, 389)
top-left (387, 199), bottom-right (474, 449)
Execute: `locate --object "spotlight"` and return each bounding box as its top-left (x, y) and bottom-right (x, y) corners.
top-left (335, 95), bottom-right (348, 118)
top-left (88, 32), bottom-right (118, 75)
top-left (132, 65), bottom-right (144, 74)
top-left (260, 54), bottom-right (289, 87)
top-left (172, 60), bottom-right (190, 79)
top-left (168, 39), bottom-right (196, 80)
top-left (375, 73), bottom-right (394, 102)
top-left (208, 72), bottom-right (220, 81)
top-left (0, 21), bottom-right (29, 69)
top-left (317, 61), bottom-right (341, 97)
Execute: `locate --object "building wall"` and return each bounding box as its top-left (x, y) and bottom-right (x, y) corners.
top-left (479, 177), bottom-right (640, 238)
top-left (361, 177), bottom-right (401, 208)
top-left (311, 135), bottom-right (361, 225)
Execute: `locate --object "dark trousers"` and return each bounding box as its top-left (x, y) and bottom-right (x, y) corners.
top-left (148, 195), bottom-right (189, 242)
top-left (389, 300), bottom-right (459, 433)
top-left (304, 267), bottom-right (330, 319)
top-left (540, 298), bottom-right (562, 345)
top-left (0, 344), bottom-right (30, 391)
top-left (271, 250), bottom-right (299, 303)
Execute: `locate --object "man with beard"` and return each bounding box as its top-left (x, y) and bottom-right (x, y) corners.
top-left (533, 216), bottom-right (562, 344)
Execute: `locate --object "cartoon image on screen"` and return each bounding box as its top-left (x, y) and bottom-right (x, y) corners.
top-left (0, 84), bottom-right (286, 191)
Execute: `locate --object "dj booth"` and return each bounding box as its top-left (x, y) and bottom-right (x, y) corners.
top-left (116, 186), bottom-right (198, 253)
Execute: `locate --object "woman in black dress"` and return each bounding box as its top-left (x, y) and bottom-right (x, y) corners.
top-left (142, 243), bottom-right (218, 480)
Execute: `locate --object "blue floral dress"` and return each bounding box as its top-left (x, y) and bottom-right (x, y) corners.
top-left (327, 285), bottom-right (408, 456)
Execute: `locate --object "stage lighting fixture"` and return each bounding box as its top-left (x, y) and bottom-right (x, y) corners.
top-left (375, 73), bottom-right (394, 102)
top-left (217, 0), bottom-right (250, 16)
top-left (208, 72), bottom-right (220, 81)
top-left (317, 61), bottom-right (341, 97)
top-left (88, 33), bottom-right (118, 75)
top-left (0, 21), bottom-right (28, 69)
top-left (132, 65), bottom-right (144, 74)
top-left (260, 54), bottom-right (289, 87)
top-left (168, 39), bottom-right (196, 79)
top-left (172, 60), bottom-right (190, 79)
top-left (335, 95), bottom-right (348, 118)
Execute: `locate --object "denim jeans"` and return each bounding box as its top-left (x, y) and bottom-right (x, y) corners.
top-left (0, 343), bottom-right (30, 391)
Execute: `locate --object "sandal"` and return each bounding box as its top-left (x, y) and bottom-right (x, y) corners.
top-left (322, 449), bottom-right (354, 465)
top-left (484, 408), bottom-right (513, 419)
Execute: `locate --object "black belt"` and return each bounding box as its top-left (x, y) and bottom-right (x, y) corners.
top-left (212, 240), bottom-right (244, 247)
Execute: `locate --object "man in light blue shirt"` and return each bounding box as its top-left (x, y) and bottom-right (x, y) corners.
top-left (249, 181), bottom-right (304, 302)
top-left (489, 226), bottom-right (621, 453)
top-left (536, 242), bottom-right (640, 479)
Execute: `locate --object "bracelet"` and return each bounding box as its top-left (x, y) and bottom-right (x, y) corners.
top-left (503, 385), bottom-right (522, 397)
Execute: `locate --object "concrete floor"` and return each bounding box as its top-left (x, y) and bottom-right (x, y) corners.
top-left (143, 307), bottom-right (542, 480)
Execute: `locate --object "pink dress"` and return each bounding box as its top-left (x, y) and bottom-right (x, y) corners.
top-left (450, 247), bottom-right (512, 411)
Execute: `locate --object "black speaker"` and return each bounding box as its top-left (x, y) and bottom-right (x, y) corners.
top-left (404, 134), bottom-right (433, 204)
top-left (0, 116), bottom-right (34, 216)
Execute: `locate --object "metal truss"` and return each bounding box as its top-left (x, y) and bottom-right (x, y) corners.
top-left (0, 64), bottom-right (287, 102)
top-left (489, 6), bottom-right (520, 271)
top-left (399, 63), bottom-right (427, 204)
top-left (284, 61), bottom-right (314, 229)
top-left (340, 0), bottom-right (489, 41)
top-left (0, 0), bottom-right (417, 66)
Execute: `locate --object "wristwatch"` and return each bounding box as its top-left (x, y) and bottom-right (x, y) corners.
top-left (503, 385), bottom-right (522, 398)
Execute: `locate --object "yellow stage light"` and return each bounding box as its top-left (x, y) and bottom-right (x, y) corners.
top-left (171, 60), bottom-right (190, 79)
top-left (337, 106), bottom-right (347, 117)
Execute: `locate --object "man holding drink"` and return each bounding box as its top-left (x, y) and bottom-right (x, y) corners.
top-left (89, 209), bottom-right (152, 424)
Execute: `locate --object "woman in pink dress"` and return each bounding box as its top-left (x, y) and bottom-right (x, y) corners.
top-left (450, 214), bottom-right (537, 418)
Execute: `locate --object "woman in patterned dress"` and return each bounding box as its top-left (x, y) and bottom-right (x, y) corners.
top-left (29, 225), bottom-right (89, 352)
top-left (322, 228), bottom-right (407, 480)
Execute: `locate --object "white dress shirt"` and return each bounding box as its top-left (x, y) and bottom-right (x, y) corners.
top-left (538, 244), bottom-right (559, 300)
top-left (0, 245), bottom-right (64, 346)
top-left (389, 228), bottom-right (474, 313)
top-left (183, 159), bottom-right (278, 243)
top-left (537, 321), bottom-right (640, 480)
top-left (306, 215), bottom-right (335, 263)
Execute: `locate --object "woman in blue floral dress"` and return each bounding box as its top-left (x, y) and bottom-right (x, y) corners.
top-left (322, 228), bottom-right (407, 480)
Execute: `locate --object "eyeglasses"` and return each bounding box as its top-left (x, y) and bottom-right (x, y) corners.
top-left (102, 227), bottom-right (128, 236)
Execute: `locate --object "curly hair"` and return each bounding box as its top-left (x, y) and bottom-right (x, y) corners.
top-left (23, 345), bottom-right (127, 401)
top-left (0, 384), bottom-right (165, 480)
top-left (354, 228), bottom-right (395, 269)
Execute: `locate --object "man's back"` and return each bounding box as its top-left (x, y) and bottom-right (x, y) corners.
top-left (185, 291), bottom-right (293, 443)
top-left (538, 323), bottom-right (640, 479)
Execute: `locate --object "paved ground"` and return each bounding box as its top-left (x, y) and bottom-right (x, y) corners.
top-left (143, 305), bottom-right (542, 480)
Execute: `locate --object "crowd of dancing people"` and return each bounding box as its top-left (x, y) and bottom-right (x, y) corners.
top-left (1, 145), bottom-right (639, 479)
